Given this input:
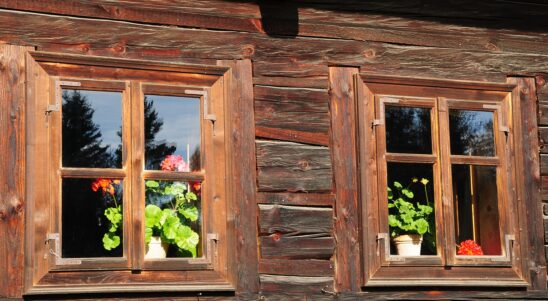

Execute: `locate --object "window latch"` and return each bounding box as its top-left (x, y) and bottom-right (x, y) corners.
top-left (45, 233), bottom-right (82, 265)
top-left (185, 89), bottom-right (216, 122)
top-left (373, 97), bottom-right (400, 127)
top-left (483, 104), bottom-right (509, 134)
top-left (489, 234), bottom-right (515, 263)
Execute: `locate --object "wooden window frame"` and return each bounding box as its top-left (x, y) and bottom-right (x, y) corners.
top-left (352, 74), bottom-right (530, 287)
top-left (24, 52), bottom-right (242, 294)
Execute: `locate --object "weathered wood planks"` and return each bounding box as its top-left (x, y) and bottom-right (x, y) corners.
top-left (0, 44), bottom-right (31, 298)
top-left (256, 140), bottom-right (332, 192)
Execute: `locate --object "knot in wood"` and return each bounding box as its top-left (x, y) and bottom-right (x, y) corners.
top-left (521, 87), bottom-right (529, 95)
top-left (297, 159), bottom-right (310, 170)
top-left (363, 49), bottom-right (376, 59)
top-left (241, 45), bottom-right (255, 58)
top-left (112, 44), bottom-right (126, 54)
top-left (272, 232), bottom-right (281, 241)
top-left (0, 207), bottom-right (6, 220)
top-left (535, 75), bottom-right (545, 87)
top-left (485, 42), bottom-right (500, 52)
top-left (10, 195), bottom-right (23, 215)
top-left (80, 44), bottom-right (91, 53)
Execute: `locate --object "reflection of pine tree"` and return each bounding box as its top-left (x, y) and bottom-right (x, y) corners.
top-left (113, 97), bottom-right (176, 168)
top-left (385, 106), bottom-right (431, 153)
top-left (144, 97), bottom-right (176, 169)
top-left (62, 90), bottom-right (112, 167)
top-left (189, 147), bottom-right (201, 171)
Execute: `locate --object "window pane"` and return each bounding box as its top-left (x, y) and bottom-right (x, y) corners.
top-left (449, 110), bottom-right (495, 157)
top-left (144, 95), bottom-right (201, 171)
top-left (386, 163), bottom-right (436, 255)
top-left (385, 106), bottom-right (432, 154)
top-left (62, 178), bottom-right (123, 258)
top-left (144, 180), bottom-right (202, 258)
top-left (452, 165), bottom-right (501, 256)
top-left (62, 90), bottom-right (122, 168)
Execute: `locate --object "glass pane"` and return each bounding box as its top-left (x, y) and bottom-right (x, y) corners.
top-left (62, 178), bottom-right (123, 258)
top-left (452, 165), bottom-right (501, 256)
top-left (386, 163), bottom-right (436, 255)
top-left (144, 95), bottom-right (201, 171)
top-left (62, 90), bottom-right (122, 168)
top-left (449, 110), bottom-right (495, 156)
top-left (385, 106), bottom-right (432, 154)
top-left (144, 180), bottom-right (202, 258)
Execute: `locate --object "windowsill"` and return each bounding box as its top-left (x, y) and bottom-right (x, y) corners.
top-left (24, 282), bottom-right (235, 295)
top-left (364, 278), bottom-right (528, 287)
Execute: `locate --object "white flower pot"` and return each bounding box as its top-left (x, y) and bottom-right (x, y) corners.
top-left (145, 236), bottom-right (168, 259)
top-left (393, 234), bottom-right (423, 256)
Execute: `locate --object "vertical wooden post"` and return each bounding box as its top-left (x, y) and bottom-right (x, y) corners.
top-left (217, 59), bottom-right (260, 295)
top-left (0, 44), bottom-right (32, 297)
top-left (329, 66), bottom-right (361, 292)
top-left (509, 77), bottom-right (547, 290)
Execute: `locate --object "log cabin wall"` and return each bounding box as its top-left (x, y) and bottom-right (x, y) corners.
top-left (0, 1), bottom-right (547, 300)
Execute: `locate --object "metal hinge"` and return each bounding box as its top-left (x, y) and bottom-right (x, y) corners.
top-left (185, 89), bottom-right (216, 122)
top-left (45, 233), bottom-right (82, 265)
top-left (372, 97), bottom-right (400, 127)
top-left (47, 80), bottom-right (81, 114)
top-left (489, 234), bottom-right (515, 262)
top-left (483, 104), bottom-right (509, 133)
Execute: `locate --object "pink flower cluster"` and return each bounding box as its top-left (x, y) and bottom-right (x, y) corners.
top-left (160, 155), bottom-right (189, 172)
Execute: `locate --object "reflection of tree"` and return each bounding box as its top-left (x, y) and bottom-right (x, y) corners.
top-left (189, 147), bottom-right (201, 171)
top-left (62, 90), bottom-right (113, 167)
top-left (449, 111), bottom-right (494, 156)
top-left (385, 106), bottom-right (431, 153)
top-left (144, 97), bottom-right (176, 169)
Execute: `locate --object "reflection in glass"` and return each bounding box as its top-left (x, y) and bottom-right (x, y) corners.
top-left (385, 106), bottom-right (432, 154)
top-left (452, 165), bottom-right (501, 255)
top-left (386, 163), bottom-right (436, 255)
top-left (449, 110), bottom-right (495, 157)
top-left (144, 95), bottom-right (201, 171)
top-left (62, 178), bottom-right (123, 258)
top-left (62, 90), bottom-right (122, 168)
top-left (144, 180), bottom-right (202, 258)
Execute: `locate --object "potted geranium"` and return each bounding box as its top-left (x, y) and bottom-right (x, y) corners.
top-left (144, 155), bottom-right (201, 259)
top-left (91, 178), bottom-right (123, 251)
top-left (387, 178), bottom-right (433, 256)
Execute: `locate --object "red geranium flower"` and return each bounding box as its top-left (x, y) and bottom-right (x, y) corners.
top-left (457, 240), bottom-right (484, 256)
top-left (91, 178), bottom-right (120, 196)
top-left (160, 155), bottom-right (189, 172)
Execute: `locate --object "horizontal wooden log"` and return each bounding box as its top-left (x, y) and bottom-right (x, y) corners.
top-left (253, 76), bottom-right (327, 89)
top-left (256, 140), bottom-right (332, 192)
top-left (258, 204), bottom-right (333, 235)
top-left (260, 234), bottom-right (334, 260)
top-left (0, 10), bottom-right (547, 84)
top-left (259, 275), bottom-right (333, 294)
top-left (542, 176), bottom-right (548, 201)
top-left (254, 86), bottom-right (329, 140)
top-left (258, 259), bottom-right (333, 276)
top-left (541, 155), bottom-right (548, 176)
top-left (3, 0), bottom-right (548, 57)
top-left (255, 126), bottom-right (328, 146)
top-left (539, 128), bottom-right (548, 154)
top-left (257, 192), bottom-right (334, 207)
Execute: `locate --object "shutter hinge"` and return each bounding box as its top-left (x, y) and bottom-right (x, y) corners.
top-left (46, 233), bottom-right (82, 265)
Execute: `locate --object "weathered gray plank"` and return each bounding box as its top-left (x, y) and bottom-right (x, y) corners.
top-left (256, 140), bottom-right (332, 192)
top-left (260, 234), bottom-right (334, 260)
top-left (259, 275), bottom-right (333, 294)
top-left (258, 204), bottom-right (332, 235)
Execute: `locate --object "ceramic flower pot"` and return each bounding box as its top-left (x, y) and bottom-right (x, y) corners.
top-left (393, 234), bottom-right (423, 256)
top-left (145, 236), bottom-right (169, 259)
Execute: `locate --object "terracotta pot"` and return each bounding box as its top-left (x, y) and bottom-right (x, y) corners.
top-left (145, 236), bottom-right (169, 259)
top-left (393, 234), bottom-right (423, 256)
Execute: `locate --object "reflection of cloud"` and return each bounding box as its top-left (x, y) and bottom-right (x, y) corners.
top-left (147, 95), bottom-right (201, 161)
top-left (79, 91), bottom-right (122, 153)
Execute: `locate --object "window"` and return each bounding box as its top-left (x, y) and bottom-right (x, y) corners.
top-left (354, 75), bottom-right (528, 287)
top-left (25, 52), bottom-right (237, 294)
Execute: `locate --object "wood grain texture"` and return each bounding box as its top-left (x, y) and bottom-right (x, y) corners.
top-left (510, 77), bottom-right (547, 290)
top-left (0, 44), bottom-right (31, 298)
top-left (259, 275), bottom-right (333, 294)
top-left (256, 140), bottom-right (332, 192)
top-left (260, 233), bottom-right (334, 260)
top-left (328, 67), bottom-right (361, 292)
top-left (258, 259), bottom-right (333, 276)
top-left (258, 204), bottom-right (332, 235)
top-left (217, 60), bottom-right (259, 293)
top-left (0, 10), bottom-right (546, 84)
top-left (257, 192), bottom-right (334, 207)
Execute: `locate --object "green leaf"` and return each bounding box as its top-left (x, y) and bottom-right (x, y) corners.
top-left (415, 218), bottom-right (429, 235)
top-left (145, 227), bottom-right (153, 244)
top-left (185, 191), bottom-right (198, 201)
top-left (103, 233), bottom-right (120, 250)
top-left (145, 204), bottom-right (162, 228)
top-left (145, 180), bottom-right (159, 188)
top-left (179, 205), bottom-right (199, 222)
top-left (163, 215), bottom-right (181, 240)
top-left (393, 181), bottom-right (403, 189)
top-left (401, 189), bottom-right (414, 199)
top-left (387, 187), bottom-right (393, 200)
top-left (174, 225), bottom-right (199, 258)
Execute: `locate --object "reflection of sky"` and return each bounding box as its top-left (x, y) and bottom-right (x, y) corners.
top-left (146, 95), bottom-right (201, 162)
top-left (67, 90), bottom-right (122, 154)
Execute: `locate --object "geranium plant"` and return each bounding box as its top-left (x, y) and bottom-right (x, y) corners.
top-left (387, 178), bottom-right (433, 238)
top-left (457, 240), bottom-right (484, 256)
top-left (91, 178), bottom-right (123, 251)
top-left (145, 155), bottom-right (201, 257)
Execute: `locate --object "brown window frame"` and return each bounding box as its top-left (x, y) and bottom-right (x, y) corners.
top-left (353, 74), bottom-right (530, 287)
top-left (24, 52), bottom-right (238, 294)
